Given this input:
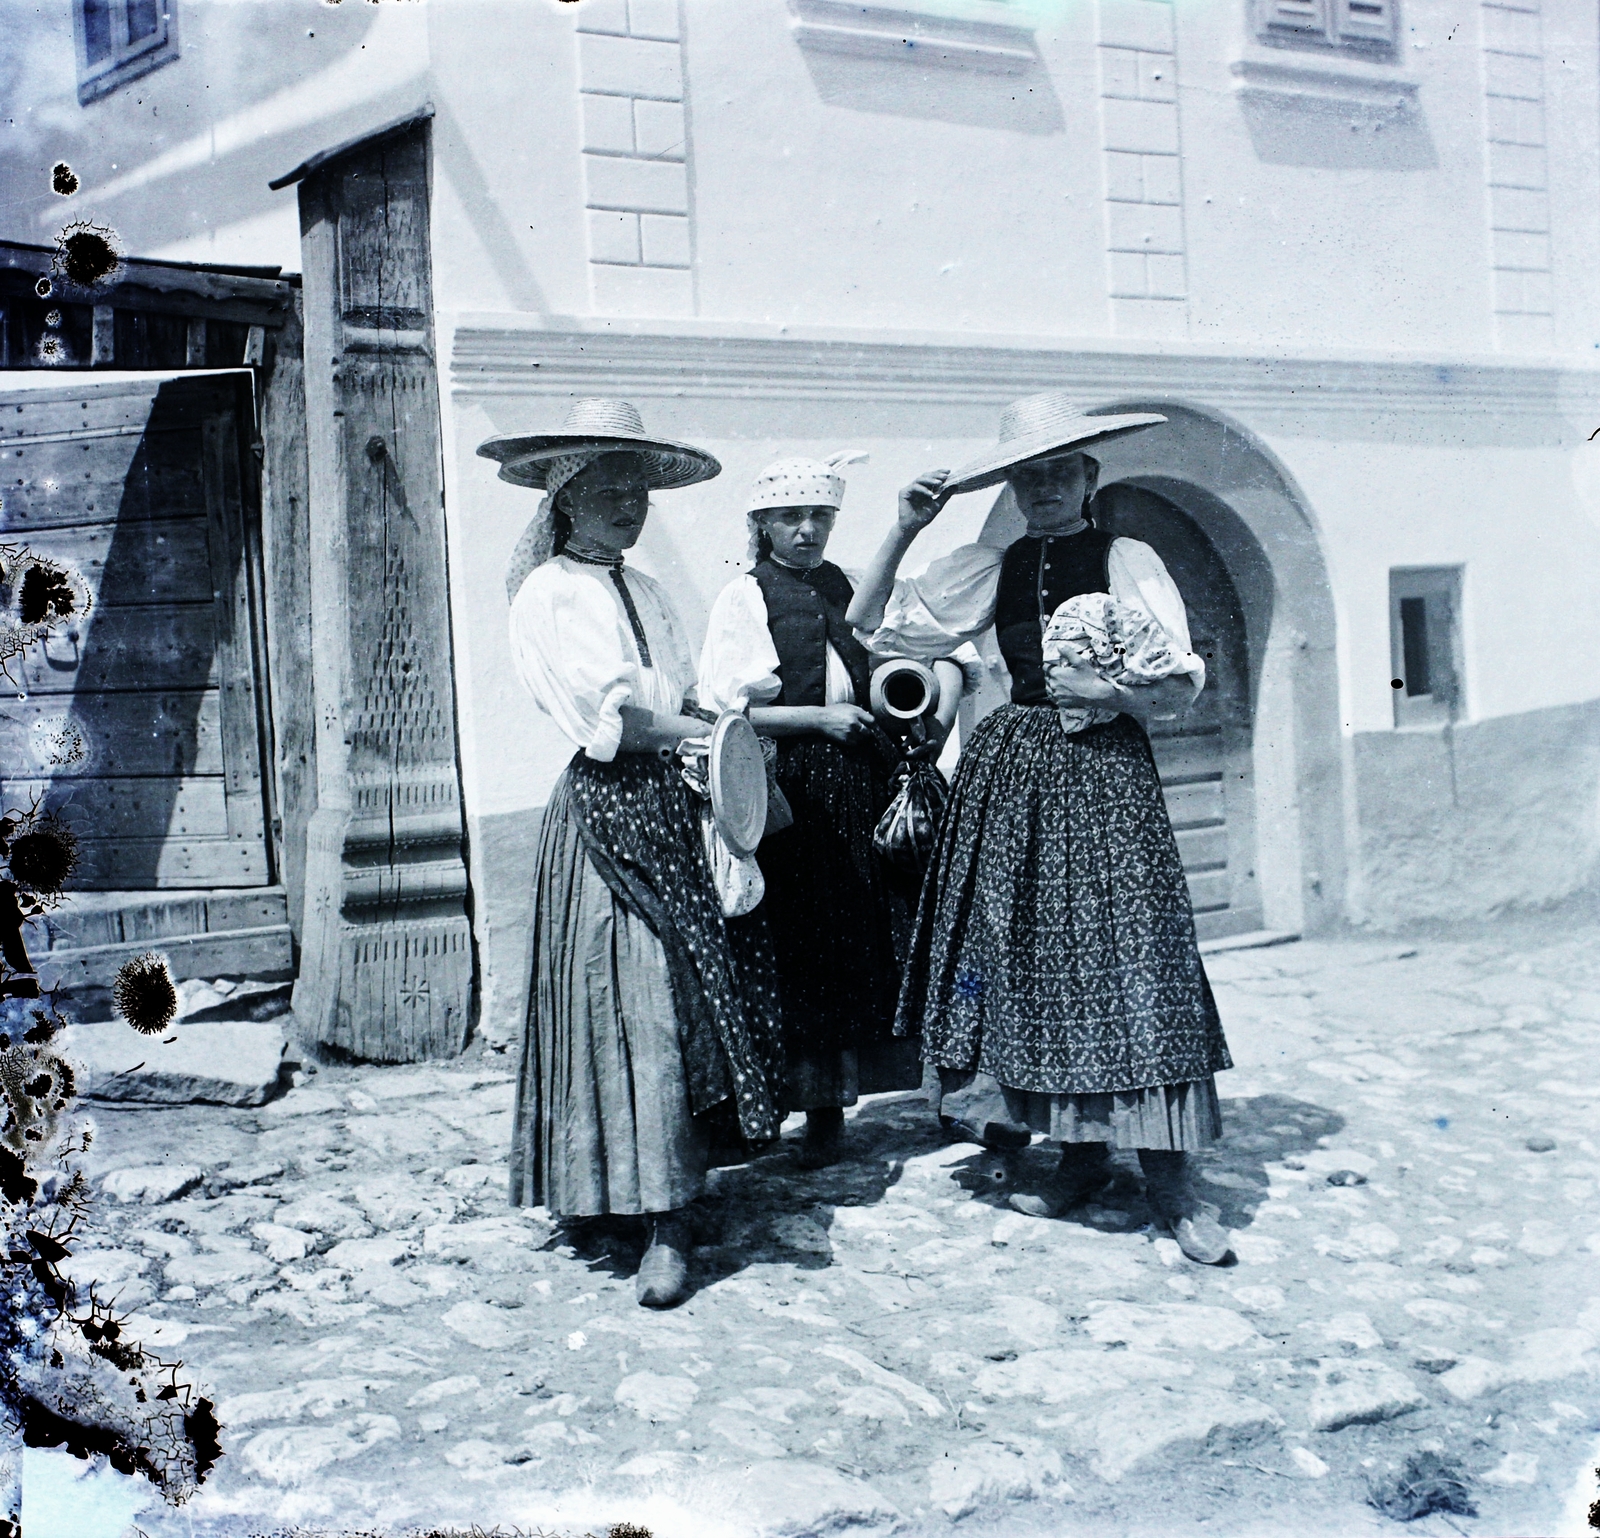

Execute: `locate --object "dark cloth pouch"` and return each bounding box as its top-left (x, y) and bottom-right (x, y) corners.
top-left (872, 761), bottom-right (948, 877)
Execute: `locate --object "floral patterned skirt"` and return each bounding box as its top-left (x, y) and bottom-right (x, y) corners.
top-left (895, 705), bottom-right (1231, 1118)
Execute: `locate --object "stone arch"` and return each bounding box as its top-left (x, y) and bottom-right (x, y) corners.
top-left (978, 401), bottom-right (1346, 936)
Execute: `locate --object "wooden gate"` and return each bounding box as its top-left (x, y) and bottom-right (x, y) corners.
top-left (0, 373), bottom-right (272, 889)
top-left (1096, 484), bottom-right (1262, 941)
top-left (283, 114), bottom-right (473, 1062)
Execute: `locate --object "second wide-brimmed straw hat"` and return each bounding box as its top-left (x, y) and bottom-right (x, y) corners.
top-left (477, 398), bottom-right (721, 490)
top-left (942, 392), bottom-right (1166, 496)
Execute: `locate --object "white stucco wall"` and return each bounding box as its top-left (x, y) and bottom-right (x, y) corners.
top-left (5, 0), bottom-right (1599, 356)
top-left (435, 315), bottom-right (1600, 818)
top-left (4, 0), bottom-right (1599, 937)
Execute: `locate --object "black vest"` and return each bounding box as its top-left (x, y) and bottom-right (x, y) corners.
top-left (993, 529), bottom-right (1114, 706)
top-left (751, 558), bottom-right (874, 709)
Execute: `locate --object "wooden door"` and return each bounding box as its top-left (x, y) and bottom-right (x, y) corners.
top-left (1096, 484), bottom-right (1263, 940)
top-left (0, 373), bottom-right (272, 889)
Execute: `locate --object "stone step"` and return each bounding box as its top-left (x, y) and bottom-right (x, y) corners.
top-left (61, 1016), bottom-right (291, 1108)
top-left (1198, 929), bottom-right (1301, 956)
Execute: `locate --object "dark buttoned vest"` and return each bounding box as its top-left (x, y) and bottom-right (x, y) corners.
top-left (750, 558), bottom-right (874, 709)
top-left (993, 529), bottom-right (1115, 706)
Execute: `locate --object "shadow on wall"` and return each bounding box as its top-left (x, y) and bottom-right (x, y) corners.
top-left (1239, 92), bottom-right (1439, 173)
top-left (469, 805), bottom-right (546, 1049)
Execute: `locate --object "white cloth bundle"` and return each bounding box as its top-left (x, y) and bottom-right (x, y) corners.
top-left (1041, 591), bottom-right (1187, 735)
top-left (675, 733), bottom-right (767, 917)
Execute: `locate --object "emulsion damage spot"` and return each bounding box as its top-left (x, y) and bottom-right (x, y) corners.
top-left (52, 221), bottom-right (120, 287)
top-left (17, 563), bottom-right (77, 626)
top-left (50, 163), bottom-right (79, 197)
top-left (112, 952), bottom-right (179, 1036)
top-left (7, 816), bottom-right (79, 899)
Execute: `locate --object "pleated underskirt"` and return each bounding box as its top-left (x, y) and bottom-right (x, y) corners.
top-left (508, 782), bottom-right (708, 1218)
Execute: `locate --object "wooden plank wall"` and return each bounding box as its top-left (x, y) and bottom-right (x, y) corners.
top-left (0, 240), bottom-right (318, 955)
top-left (259, 296), bottom-right (315, 947)
top-left (0, 375), bottom-right (272, 888)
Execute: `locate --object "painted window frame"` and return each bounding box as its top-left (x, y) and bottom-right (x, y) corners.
top-left (73, 0), bottom-right (180, 107)
top-left (1253, 0), bottom-right (1399, 58)
top-left (1389, 566), bottom-right (1465, 729)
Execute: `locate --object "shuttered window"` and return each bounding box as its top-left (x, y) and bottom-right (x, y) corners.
top-left (1335, 0), bottom-right (1397, 46)
top-left (1259, 0), bottom-right (1330, 36)
top-left (1256, 0), bottom-right (1397, 53)
top-left (74, 0), bottom-right (179, 105)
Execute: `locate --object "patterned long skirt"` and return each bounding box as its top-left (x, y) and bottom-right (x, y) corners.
top-left (509, 757), bottom-right (784, 1218)
top-left (896, 706), bottom-right (1231, 1150)
top-left (759, 735), bottom-right (922, 1111)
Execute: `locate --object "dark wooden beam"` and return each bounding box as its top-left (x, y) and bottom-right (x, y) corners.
top-left (0, 241), bottom-right (297, 328)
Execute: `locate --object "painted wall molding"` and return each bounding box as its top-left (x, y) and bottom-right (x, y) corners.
top-left (448, 322), bottom-right (1592, 428)
top-left (787, 0), bottom-right (1037, 75)
top-left (1229, 53), bottom-right (1421, 109)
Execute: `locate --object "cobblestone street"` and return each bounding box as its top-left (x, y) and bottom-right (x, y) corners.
top-left (43, 900), bottom-right (1600, 1538)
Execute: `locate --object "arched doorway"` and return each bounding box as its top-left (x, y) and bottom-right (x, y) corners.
top-left (1094, 484), bottom-right (1259, 939)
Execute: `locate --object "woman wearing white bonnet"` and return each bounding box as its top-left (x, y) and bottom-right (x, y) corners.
top-left (481, 399), bottom-right (785, 1308)
top-left (698, 452), bottom-right (967, 1168)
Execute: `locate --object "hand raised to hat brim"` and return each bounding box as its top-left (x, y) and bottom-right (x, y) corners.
top-left (897, 469), bottom-right (953, 534)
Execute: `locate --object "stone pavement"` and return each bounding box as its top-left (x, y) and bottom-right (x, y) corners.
top-left (51, 901), bottom-right (1600, 1537)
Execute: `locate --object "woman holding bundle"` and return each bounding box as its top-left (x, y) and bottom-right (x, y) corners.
top-left (846, 393), bottom-right (1235, 1264)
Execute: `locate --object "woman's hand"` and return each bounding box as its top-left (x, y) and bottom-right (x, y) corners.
top-left (1044, 661), bottom-right (1122, 709)
top-left (903, 656), bottom-right (965, 760)
top-left (897, 470), bottom-right (952, 534)
top-left (847, 472), bottom-right (952, 634)
top-left (814, 703), bottom-right (876, 745)
top-left (1111, 674), bottom-right (1196, 723)
top-left (904, 723), bottom-right (948, 762)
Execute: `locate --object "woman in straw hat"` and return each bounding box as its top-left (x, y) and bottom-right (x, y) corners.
top-left (846, 393), bottom-right (1235, 1265)
top-left (481, 399), bottom-right (785, 1309)
top-left (697, 455), bottom-right (967, 1168)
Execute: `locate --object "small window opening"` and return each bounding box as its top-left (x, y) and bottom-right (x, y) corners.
top-left (1398, 596), bottom-right (1430, 697)
top-left (1390, 567), bottom-right (1463, 728)
top-left (1253, 0), bottom-right (1400, 58)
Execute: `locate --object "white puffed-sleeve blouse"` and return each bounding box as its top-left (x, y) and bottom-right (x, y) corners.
top-left (697, 574), bottom-right (857, 715)
top-left (509, 555), bottom-right (696, 762)
top-left (855, 535), bottom-right (1208, 695)
top-left (698, 571), bottom-right (989, 716)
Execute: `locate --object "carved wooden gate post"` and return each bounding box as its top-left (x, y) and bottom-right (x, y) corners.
top-left (278, 114), bottom-right (472, 1060)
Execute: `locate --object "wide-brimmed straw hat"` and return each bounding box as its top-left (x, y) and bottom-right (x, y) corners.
top-left (942, 393), bottom-right (1166, 496)
top-left (477, 398), bottom-right (721, 490)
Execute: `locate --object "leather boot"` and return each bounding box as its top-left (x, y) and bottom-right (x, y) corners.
top-left (1008, 1140), bottom-right (1112, 1218)
top-left (797, 1107), bottom-right (845, 1170)
top-left (635, 1209), bottom-right (693, 1308)
top-left (1138, 1149), bottom-right (1232, 1265)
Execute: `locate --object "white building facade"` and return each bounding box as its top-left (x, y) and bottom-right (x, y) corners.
top-left (4, 0), bottom-right (1599, 1050)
